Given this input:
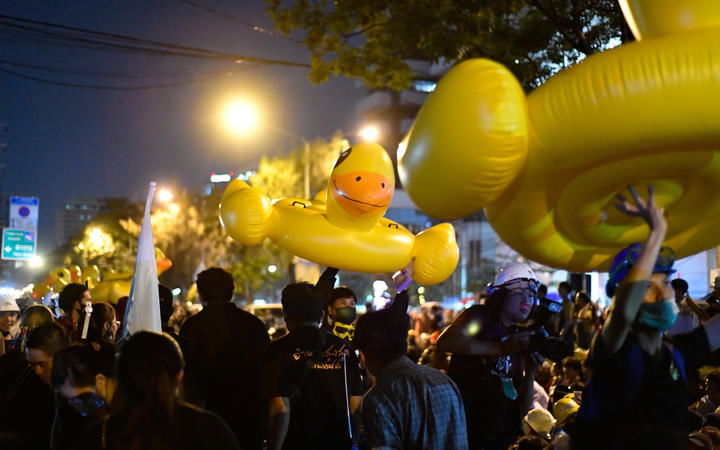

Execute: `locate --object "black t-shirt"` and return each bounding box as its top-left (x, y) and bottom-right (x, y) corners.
top-left (577, 327), bottom-right (710, 450)
top-left (77, 402), bottom-right (239, 450)
top-left (179, 302), bottom-right (269, 449)
top-left (445, 305), bottom-right (525, 450)
top-left (446, 305), bottom-right (521, 386)
top-left (263, 326), bottom-right (363, 450)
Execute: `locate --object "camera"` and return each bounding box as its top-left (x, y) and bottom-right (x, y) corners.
top-left (527, 327), bottom-right (574, 363)
top-left (521, 294), bottom-right (573, 362)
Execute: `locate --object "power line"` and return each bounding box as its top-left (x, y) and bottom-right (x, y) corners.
top-left (0, 66), bottom-right (237, 90)
top-left (0, 58), bottom-right (242, 79)
top-left (173, 0), bottom-right (301, 43)
top-left (0, 14), bottom-right (311, 67)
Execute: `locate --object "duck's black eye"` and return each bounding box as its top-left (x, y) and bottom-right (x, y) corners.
top-left (333, 148), bottom-right (352, 169)
top-left (381, 182), bottom-right (385, 188)
top-left (356, 176), bottom-right (362, 181)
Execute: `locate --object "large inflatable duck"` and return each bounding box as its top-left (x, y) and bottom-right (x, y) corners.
top-left (399, 0), bottom-right (720, 272)
top-left (220, 142), bottom-right (459, 285)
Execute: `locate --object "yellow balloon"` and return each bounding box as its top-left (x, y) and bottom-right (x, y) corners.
top-left (400, 4), bottom-right (720, 272)
top-left (399, 59), bottom-right (528, 220)
top-left (221, 142), bottom-right (459, 285)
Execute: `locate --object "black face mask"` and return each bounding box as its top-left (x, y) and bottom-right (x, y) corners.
top-left (67, 392), bottom-right (108, 417)
top-left (333, 307), bottom-right (357, 325)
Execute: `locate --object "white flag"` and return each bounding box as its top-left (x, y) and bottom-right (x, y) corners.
top-left (123, 182), bottom-right (161, 335)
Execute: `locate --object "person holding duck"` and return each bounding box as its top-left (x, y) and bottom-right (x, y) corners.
top-left (576, 185), bottom-right (720, 450)
top-left (220, 142), bottom-right (458, 287)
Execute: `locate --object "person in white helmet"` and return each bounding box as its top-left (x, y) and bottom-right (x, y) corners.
top-left (0, 295), bottom-right (20, 355)
top-left (437, 261), bottom-right (542, 450)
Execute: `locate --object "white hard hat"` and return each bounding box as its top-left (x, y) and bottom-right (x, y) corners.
top-left (522, 407), bottom-right (556, 440)
top-left (0, 295), bottom-right (20, 313)
top-left (488, 262), bottom-right (539, 293)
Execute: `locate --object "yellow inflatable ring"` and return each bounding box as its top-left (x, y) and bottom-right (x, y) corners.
top-left (400, 0), bottom-right (720, 271)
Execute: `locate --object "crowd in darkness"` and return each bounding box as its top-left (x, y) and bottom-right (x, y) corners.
top-left (4, 188), bottom-right (720, 449)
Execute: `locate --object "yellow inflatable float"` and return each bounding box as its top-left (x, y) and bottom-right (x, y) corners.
top-left (399, 0), bottom-right (720, 272)
top-left (33, 249), bottom-right (173, 303)
top-left (220, 142), bottom-right (459, 285)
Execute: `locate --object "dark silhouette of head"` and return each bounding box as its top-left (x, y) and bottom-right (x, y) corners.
top-left (196, 268), bottom-right (234, 304)
top-left (281, 282), bottom-right (325, 330)
top-left (354, 292), bottom-right (409, 372)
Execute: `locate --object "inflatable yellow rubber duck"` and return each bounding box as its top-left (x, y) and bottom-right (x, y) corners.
top-left (220, 142), bottom-right (459, 285)
top-left (33, 249), bottom-right (173, 304)
top-left (399, 0), bottom-right (720, 272)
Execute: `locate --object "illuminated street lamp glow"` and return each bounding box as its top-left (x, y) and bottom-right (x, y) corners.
top-left (157, 188), bottom-right (174, 203)
top-left (268, 264), bottom-right (278, 273)
top-left (223, 99), bottom-right (260, 136)
top-left (358, 125), bottom-right (381, 142)
top-left (210, 173), bottom-right (232, 183)
top-left (28, 255), bottom-right (44, 268)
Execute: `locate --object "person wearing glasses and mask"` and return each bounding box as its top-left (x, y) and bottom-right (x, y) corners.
top-left (437, 261), bottom-right (543, 450)
top-left (576, 186), bottom-right (720, 450)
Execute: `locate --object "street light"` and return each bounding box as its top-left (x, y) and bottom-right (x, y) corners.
top-left (219, 96), bottom-right (380, 199)
top-left (222, 99), bottom-right (260, 136)
top-left (358, 124), bottom-right (381, 142)
top-left (268, 264), bottom-right (278, 273)
top-left (157, 188), bottom-right (174, 203)
top-left (28, 255), bottom-right (44, 268)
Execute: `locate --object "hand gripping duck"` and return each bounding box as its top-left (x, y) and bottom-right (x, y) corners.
top-left (220, 142), bottom-right (459, 286)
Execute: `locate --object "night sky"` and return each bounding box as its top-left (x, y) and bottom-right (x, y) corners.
top-left (0, 0), bottom-right (368, 252)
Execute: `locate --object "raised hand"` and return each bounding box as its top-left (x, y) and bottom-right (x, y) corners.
top-left (615, 185), bottom-right (667, 233)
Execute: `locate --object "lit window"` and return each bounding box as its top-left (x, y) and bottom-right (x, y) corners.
top-left (412, 80), bottom-right (437, 93)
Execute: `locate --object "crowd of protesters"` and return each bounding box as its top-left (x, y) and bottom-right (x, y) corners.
top-left (4, 187), bottom-right (720, 449)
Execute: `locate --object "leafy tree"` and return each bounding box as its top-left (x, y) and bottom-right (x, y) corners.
top-left (267, 0), bottom-right (631, 89)
top-left (250, 131), bottom-right (350, 198)
top-left (61, 134), bottom-right (352, 302)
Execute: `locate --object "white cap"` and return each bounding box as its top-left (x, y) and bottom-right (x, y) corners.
top-left (488, 262), bottom-right (539, 293)
top-left (522, 408), bottom-right (556, 440)
top-left (0, 295), bottom-right (20, 312)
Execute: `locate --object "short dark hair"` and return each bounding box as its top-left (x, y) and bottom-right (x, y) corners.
top-left (558, 281), bottom-right (571, 292)
top-left (671, 278), bottom-right (689, 294)
top-left (196, 268), bottom-right (234, 303)
top-left (52, 342), bottom-right (116, 389)
top-left (281, 282), bottom-right (324, 323)
top-left (330, 286), bottom-right (356, 306)
top-left (354, 292), bottom-right (409, 363)
top-left (538, 284), bottom-right (548, 298)
top-left (58, 283), bottom-right (88, 314)
top-left (158, 284), bottom-right (174, 325)
top-left (484, 288), bottom-right (510, 318)
top-left (26, 322), bottom-right (70, 356)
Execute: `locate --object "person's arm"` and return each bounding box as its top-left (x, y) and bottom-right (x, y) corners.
top-left (686, 296), bottom-right (710, 322)
top-left (436, 307), bottom-right (531, 356)
top-left (602, 185), bottom-right (667, 354)
top-left (316, 267), bottom-right (339, 295)
top-left (267, 397), bottom-right (290, 450)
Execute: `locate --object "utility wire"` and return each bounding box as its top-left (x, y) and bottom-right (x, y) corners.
top-left (173, 0), bottom-right (301, 43)
top-left (0, 58), bottom-right (242, 78)
top-left (0, 65), bottom-right (236, 90)
top-left (0, 14), bottom-right (310, 67)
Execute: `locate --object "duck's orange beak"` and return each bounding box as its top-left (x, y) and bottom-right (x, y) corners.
top-left (332, 171), bottom-right (393, 216)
